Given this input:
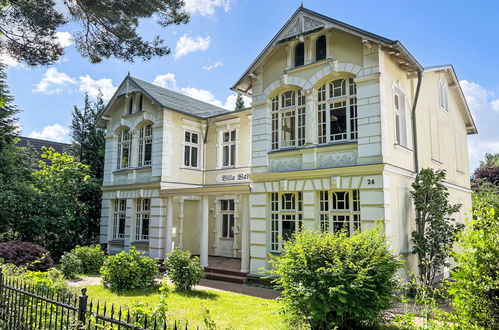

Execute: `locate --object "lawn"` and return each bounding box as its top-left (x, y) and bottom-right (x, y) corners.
top-left (83, 284), bottom-right (286, 329)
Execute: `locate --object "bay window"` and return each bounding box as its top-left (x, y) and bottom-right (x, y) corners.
top-left (138, 124), bottom-right (153, 167)
top-left (317, 78), bottom-right (358, 143)
top-left (270, 192), bottom-right (303, 251)
top-left (318, 190), bottom-right (360, 236)
top-left (271, 90), bottom-right (305, 150)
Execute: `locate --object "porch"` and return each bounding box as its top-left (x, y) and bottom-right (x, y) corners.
top-left (204, 256), bottom-right (248, 284)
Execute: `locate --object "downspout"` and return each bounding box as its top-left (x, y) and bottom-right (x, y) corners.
top-left (411, 70), bottom-right (423, 173)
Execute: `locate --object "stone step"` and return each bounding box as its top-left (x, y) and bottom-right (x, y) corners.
top-left (204, 272), bottom-right (247, 284)
top-left (204, 267), bottom-right (248, 278)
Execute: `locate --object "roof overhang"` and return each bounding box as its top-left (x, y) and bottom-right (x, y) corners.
top-left (424, 65), bottom-right (478, 135)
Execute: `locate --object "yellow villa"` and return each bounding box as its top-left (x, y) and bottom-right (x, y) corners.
top-left (97, 6), bottom-right (476, 280)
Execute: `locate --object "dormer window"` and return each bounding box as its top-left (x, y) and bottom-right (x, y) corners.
top-left (294, 42), bottom-right (304, 67)
top-left (438, 79), bottom-right (448, 111)
top-left (316, 35), bottom-right (326, 61)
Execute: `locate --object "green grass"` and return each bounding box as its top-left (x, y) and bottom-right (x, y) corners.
top-left (83, 284), bottom-right (286, 329)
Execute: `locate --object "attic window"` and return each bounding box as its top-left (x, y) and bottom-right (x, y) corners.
top-left (316, 35), bottom-right (326, 61)
top-left (128, 95), bottom-right (134, 114)
top-left (295, 42), bottom-right (304, 67)
top-left (139, 94), bottom-right (144, 112)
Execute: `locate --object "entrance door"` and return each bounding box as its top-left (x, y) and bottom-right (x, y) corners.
top-left (219, 199), bottom-right (235, 257)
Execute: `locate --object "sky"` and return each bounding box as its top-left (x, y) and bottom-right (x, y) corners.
top-left (2, 0), bottom-right (499, 170)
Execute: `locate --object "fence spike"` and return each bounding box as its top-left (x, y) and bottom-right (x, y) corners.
top-left (144, 312), bottom-right (148, 328)
top-left (153, 315), bottom-right (157, 329)
top-left (110, 303), bottom-right (115, 319)
top-left (97, 299), bottom-right (100, 314)
top-left (103, 301), bottom-right (107, 316)
top-left (126, 307), bottom-right (130, 323)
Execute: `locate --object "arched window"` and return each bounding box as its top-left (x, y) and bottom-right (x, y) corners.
top-left (315, 35), bottom-right (326, 61)
top-left (128, 95), bottom-right (134, 114)
top-left (138, 124), bottom-right (153, 167)
top-left (294, 42), bottom-right (304, 67)
top-left (117, 129), bottom-right (132, 169)
top-left (317, 77), bottom-right (358, 143)
top-left (271, 90), bottom-right (306, 149)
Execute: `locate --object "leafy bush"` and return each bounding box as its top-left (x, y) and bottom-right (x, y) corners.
top-left (70, 244), bottom-right (105, 274)
top-left (449, 194), bottom-right (499, 329)
top-left (1, 263), bottom-right (69, 294)
top-left (59, 252), bottom-right (82, 279)
top-left (0, 241), bottom-right (53, 271)
top-left (100, 247), bottom-right (158, 292)
top-left (164, 249), bottom-right (204, 291)
top-left (268, 227), bottom-right (401, 329)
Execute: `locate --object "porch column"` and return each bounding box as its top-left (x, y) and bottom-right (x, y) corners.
top-left (165, 197), bottom-right (173, 254)
top-left (200, 195), bottom-right (209, 267)
top-left (241, 194), bottom-right (250, 273)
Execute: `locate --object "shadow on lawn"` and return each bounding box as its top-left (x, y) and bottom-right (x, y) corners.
top-left (174, 289), bottom-right (219, 300)
top-left (114, 285), bottom-right (162, 297)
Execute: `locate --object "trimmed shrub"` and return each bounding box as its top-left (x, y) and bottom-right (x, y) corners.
top-left (164, 249), bottom-right (204, 291)
top-left (100, 248), bottom-right (158, 292)
top-left (0, 241), bottom-right (53, 271)
top-left (59, 252), bottom-right (82, 279)
top-left (268, 227), bottom-right (401, 329)
top-left (70, 244), bottom-right (105, 274)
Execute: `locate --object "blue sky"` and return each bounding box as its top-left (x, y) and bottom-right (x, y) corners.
top-left (2, 0), bottom-right (498, 170)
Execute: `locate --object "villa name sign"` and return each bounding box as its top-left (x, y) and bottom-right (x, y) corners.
top-left (216, 173), bottom-right (250, 183)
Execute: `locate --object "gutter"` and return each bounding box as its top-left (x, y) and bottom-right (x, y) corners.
top-left (411, 70), bottom-right (423, 173)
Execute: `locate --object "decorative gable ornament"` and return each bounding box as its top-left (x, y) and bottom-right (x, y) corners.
top-left (279, 12), bottom-right (326, 42)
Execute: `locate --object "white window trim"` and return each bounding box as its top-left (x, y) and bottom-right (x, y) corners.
top-left (112, 199), bottom-right (126, 240)
top-left (317, 78), bottom-right (358, 144)
top-left (318, 190), bottom-right (361, 236)
top-left (271, 90), bottom-right (306, 150)
top-left (439, 78), bottom-right (449, 111)
top-left (117, 129), bottom-right (132, 169)
top-left (138, 124), bottom-right (153, 167)
top-left (135, 198), bottom-right (150, 241)
top-left (393, 86), bottom-right (408, 148)
top-left (270, 192), bottom-right (303, 252)
top-left (215, 120), bottom-right (241, 169)
top-left (182, 129), bottom-right (201, 169)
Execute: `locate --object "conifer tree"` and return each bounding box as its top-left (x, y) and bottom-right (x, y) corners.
top-left (235, 93), bottom-right (245, 110)
top-left (0, 62), bottom-right (20, 152)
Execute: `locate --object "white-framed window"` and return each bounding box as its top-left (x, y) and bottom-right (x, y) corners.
top-left (319, 190), bottom-right (360, 236)
top-left (184, 131), bottom-right (200, 168)
top-left (438, 78), bottom-right (448, 111)
top-left (271, 90), bottom-right (306, 150)
top-left (315, 35), bottom-right (326, 61)
top-left (295, 42), bottom-right (304, 67)
top-left (138, 124), bottom-right (153, 167)
top-left (270, 192), bottom-right (303, 252)
top-left (127, 94), bottom-right (134, 114)
top-left (317, 78), bottom-right (358, 143)
top-left (117, 129), bottom-right (132, 169)
top-left (112, 199), bottom-right (126, 239)
top-left (221, 130), bottom-right (236, 167)
top-left (220, 199), bottom-right (235, 238)
top-left (135, 198), bottom-right (150, 241)
top-left (394, 90), bottom-right (408, 147)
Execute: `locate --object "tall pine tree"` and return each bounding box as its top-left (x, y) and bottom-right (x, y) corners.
top-left (0, 63), bottom-right (20, 153)
top-left (235, 93), bottom-right (245, 110)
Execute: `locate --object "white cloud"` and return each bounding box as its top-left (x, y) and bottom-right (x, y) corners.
top-left (33, 68), bottom-right (76, 94)
top-left (491, 99), bottom-right (499, 112)
top-left (55, 31), bottom-right (73, 48)
top-left (79, 75), bottom-right (116, 100)
top-left (0, 53), bottom-right (22, 67)
top-left (202, 61), bottom-right (223, 71)
top-left (184, 0), bottom-right (231, 16)
top-left (153, 73), bottom-right (178, 90)
top-left (29, 124), bottom-right (70, 143)
top-left (174, 34), bottom-right (211, 59)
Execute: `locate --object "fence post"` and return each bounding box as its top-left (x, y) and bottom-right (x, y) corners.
top-left (0, 271), bottom-right (3, 298)
top-left (78, 287), bottom-right (88, 327)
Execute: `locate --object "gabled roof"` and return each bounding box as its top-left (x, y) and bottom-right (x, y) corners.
top-left (424, 65), bottom-right (477, 135)
top-left (231, 6), bottom-right (422, 95)
top-left (16, 137), bottom-right (70, 160)
top-left (97, 75), bottom-right (231, 127)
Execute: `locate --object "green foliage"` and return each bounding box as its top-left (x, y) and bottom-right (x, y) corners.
top-left (1, 0), bottom-right (189, 66)
top-left (1, 263), bottom-right (70, 294)
top-left (0, 63), bottom-right (20, 157)
top-left (449, 194), bottom-right (499, 329)
top-left (58, 252), bottom-right (82, 279)
top-left (268, 227), bottom-right (401, 329)
top-left (100, 248), bottom-right (158, 292)
top-left (411, 168), bottom-right (462, 287)
top-left (234, 93), bottom-right (245, 110)
top-left (70, 244), bottom-right (106, 275)
top-left (164, 249), bottom-right (205, 292)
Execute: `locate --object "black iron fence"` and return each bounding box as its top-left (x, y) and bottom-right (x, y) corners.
top-left (0, 272), bottom-right (189, 329)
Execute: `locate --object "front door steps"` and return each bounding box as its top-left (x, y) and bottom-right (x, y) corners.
top-left (204, 266), bottom-right (248, 284)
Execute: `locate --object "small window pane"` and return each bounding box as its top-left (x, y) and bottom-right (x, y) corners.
top-left (223, 132), bottom-right (230, 142)
top-left (230, 144), bottom-right (236, 165)
top-left (316, 35), bottom-right (326, 61)
top-left (184, 146), bottom-right (190, 166)
top-left (295, 42), bottom-right (304, 66)
top-left (230, 130), bottom-right (236, 141)
top-left (185, 131), bottom-right (190, 142)
top-left (191, 133), bottom-right (198, 144)
top-left (191, 147), bottom-right (198, 167)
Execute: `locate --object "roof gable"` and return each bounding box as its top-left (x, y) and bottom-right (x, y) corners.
top-left (232, 6), bottom-right (421, 95)
top-left (97, 75), bottom-right (230, 127)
